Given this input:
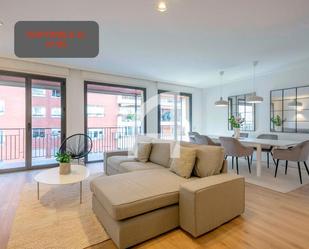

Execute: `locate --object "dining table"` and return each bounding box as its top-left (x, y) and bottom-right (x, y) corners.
top-left (209, 135), bottom-right (301, 177)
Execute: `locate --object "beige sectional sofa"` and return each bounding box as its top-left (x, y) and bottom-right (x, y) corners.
top-left (90, 138), bottom-right (245, 249)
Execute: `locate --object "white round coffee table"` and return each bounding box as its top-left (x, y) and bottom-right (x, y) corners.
top-left (34, 165), bottom-right (90, 204)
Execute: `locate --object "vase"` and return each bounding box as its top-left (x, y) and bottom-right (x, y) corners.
top-left (275, 125), bottom-right (282, 132)
top-left (59, 163), bottom-right (71, 175)
top-left (234, 128), bottom-right (240, 139)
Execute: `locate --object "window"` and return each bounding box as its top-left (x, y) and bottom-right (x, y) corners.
top-left (0, 130), bottom-right (4, 145)
top-left (32, 88), bottom-right (46, 97)
top-left (88, 129), bottom-right (104, 139)
top-left (158, 91), bottom-right (192, 140)
top-left (124, 126), bottom-right (133, 136)
top-left (161, 110), bottom-right (173, 121)
top-left (87, 105), bottom-right (105, 117)
top-left (0, 100), bottom-right (4, 115)
top-left (51, 89), bottom-right (61, 97)
top-left (51, 107), bottom-right (61, 118)
top-left (51, 129), bottom-right (61, 136)
top-left (32, 106), bottom-right (46, 117)
top-left (228, 93), bottom-right (256, 131)
top-left (32, 128), bottom-right (45, 138)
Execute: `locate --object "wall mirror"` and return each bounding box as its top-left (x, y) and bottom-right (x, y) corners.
top-left (270, 86), bottom-right (309, 133)
top-left (228, 93), bottom-right (256, 131)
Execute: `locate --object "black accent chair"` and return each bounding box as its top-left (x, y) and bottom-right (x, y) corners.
top-left (59, 133), bottom-right (93, 164)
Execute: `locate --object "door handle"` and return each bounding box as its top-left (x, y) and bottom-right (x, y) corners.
top-left (27, 122), bottom-right (31, 132)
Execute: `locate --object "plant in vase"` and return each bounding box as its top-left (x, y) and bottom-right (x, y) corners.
top-left (229, 115), bottom-right (245, 139)
top-left (56, 152), bottom-right (72, 175)
top-left (271, 115), bottom-right (285, 132)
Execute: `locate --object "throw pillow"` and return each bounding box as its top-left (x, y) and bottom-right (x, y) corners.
top-left (135, 142), bottom-right (152, 163)
top-left (170, 146), bottom-right (196, 178)
top-left (193, 145), bottom-right (225, 177)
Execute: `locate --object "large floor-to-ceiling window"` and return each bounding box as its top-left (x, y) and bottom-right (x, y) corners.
top-left (158, 91), bottom-right (192, 140)
top-left (0, 70), bottom-right (66, 172)
top-left (85, 82), bottom-right (146, 162)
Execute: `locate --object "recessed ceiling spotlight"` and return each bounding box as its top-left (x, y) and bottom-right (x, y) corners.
top-left (158, 1), bottom-right (167, 12)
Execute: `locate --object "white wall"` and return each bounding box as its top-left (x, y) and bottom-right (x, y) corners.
top-left (202, 60), bottom-right (309, 141)
top-left (0, 57), bottom-right (202, 136)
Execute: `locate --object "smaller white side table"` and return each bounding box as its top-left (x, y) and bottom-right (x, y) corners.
top-left (34, 165), bottom-right (90, 204)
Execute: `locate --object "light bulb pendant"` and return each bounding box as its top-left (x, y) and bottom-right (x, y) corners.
top-left (158, 1), bottom-right (167, 12)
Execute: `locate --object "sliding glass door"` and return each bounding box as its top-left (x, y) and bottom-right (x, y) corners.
top-left (158, 91), bottom-right (192, 140)
top-left (0, 70), bottom-right (66, 172)
top-left (31, 78), bottom-right (65, 167)
top-left (85, 82), bottom-right (146, 162)
top-left (0, 75), bottom-right (26, 171)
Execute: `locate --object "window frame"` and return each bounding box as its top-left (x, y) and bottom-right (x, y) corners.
top-left (0, 69), bottom-right (66, 173)
top-left (84, 81), bottom-right (147, 163)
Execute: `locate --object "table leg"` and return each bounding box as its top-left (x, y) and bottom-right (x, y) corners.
top-left (80, 181), bottom-right (82, 204)
top-left (256, 144), bottom-right (262, 177)
top-left (37, 182), bottom-right (40, 200)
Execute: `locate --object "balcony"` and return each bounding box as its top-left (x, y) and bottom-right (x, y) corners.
top-left (0, 126), bottom-right (143, 170)
top-left (0, 128), bottom-right (61, 170)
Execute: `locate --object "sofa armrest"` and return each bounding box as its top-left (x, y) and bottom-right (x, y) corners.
top-left (104, 150), bottom-right (129, 173)
top-left (179, 174), bottom-right (245, 237)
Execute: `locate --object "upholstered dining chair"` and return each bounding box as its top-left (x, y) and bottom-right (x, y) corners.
top-left (256, 134), bottom-right (278, 168)
top-left (188, 132), bottom-right (200, 143)
top-left (273, 140), bottom-right (309, 184)
top-left (219, 137), bottom-right (254, 174)
top-left (195, 135), bottom-right (220, 146)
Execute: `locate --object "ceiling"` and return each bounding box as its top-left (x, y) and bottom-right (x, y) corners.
top-left (1, 0), bottom-right (309, 88)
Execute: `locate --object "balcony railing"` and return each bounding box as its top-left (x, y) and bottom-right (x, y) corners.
top-left (87, 126), bottom-right (142, 161)
top-left (0, 128), bottom-right (61, 163)
top-left (0, 126), bottom-right (143, 165)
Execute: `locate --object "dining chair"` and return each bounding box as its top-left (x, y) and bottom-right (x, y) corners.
top-left (219, 137), bottom-right (253, 174)
top-left (256, 134), bottom-right (278, 168)
top-left (195, 135), bottom-right (220, 146)
top-left (188, 132), bottom-right (200, 143)
top-left (272, 140), bottom-right (309, 184)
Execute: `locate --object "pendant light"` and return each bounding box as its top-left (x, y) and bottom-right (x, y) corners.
top-left (157, 1), bottom-right (167, 12)
top-left (215, 71), bottom-right (229, 107)
top-left (247, 61), bottom-right (264, 104)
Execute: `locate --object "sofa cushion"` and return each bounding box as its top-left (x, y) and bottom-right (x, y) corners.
top-left (170, 146), bottom-right (196, 178)
top-left (135, 142), bottom-right (152, 163)
top-left (181, 142), bottom-right (225, 177)
top-left (90, 169), bottom-right (189, 221)
top-left (107, 156), bottom-right (136, 174)
top-left (194, 145), bottom-right (225, 177)
top-left (119, 161), bottom-right (163, 172)
top-left (149, 142), bottom-right (172, 167)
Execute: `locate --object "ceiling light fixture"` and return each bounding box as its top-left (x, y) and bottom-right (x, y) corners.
top-left (215, 71), bottom-right (229, 107)
top-left (247, 61), bottom-right (264, 104)
top-left (158, 1), bottom-right (167, 12)
top-left (0, 21), bottom-right (3, 26)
